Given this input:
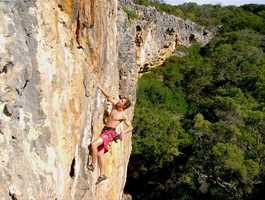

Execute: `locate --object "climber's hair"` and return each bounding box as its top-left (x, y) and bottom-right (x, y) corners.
top-left (119, 95), bottom-right (131, 109)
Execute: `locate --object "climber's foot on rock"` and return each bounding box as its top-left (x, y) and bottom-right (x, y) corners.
top-left (96, 175), bottom-right (108, 185)
top-left (87, 163), bottom-right (95, 172)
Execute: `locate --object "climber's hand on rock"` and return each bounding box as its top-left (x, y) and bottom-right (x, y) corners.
top-left (96, 83), bottom-right (117, 105)
top-left (96, 82), bottom-right (102, 89)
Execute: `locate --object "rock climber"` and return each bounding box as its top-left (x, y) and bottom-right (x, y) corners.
top-left (87, 82), bottom-right (133, 184)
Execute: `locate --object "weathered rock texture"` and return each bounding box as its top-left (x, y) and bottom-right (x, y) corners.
top-left (0, 0), bottom-right (212, 200)
top-left (118, 0), bottom-right (213, 103)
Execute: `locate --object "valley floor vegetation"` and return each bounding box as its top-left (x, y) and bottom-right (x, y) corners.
top-left (125, 1), bottom-right (265, 200)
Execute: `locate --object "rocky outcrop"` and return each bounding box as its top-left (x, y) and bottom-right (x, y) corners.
top-left (0, 0), bottom-right (212, 200)
top-left (118, 0), bottom-right (213, 102)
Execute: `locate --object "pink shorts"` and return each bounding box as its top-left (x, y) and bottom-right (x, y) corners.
top-left (98, 126), bottom-right (118, 153)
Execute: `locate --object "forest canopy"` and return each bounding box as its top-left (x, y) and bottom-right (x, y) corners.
top-left (125, 1), bottom-right (265, 200)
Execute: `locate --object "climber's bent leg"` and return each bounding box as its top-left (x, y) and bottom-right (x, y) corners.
top-left (97, 148), bottom-right (105, 177)
top-left (96, 150), bottom-right (108, 185)
top-left (89, 137), bottom-right (104, 170)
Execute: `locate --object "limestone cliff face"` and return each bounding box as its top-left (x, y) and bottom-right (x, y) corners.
top-left (0, 0), bottom-right (212, 200)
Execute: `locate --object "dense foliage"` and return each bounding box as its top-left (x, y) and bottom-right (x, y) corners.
top-left (125, 2), bottom-right (265, 200)
top-left (134, 1), bottom-right (265, 32)
top-left (122, 5), bottom-right (139, 21)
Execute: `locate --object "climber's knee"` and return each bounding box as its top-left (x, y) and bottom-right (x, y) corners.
top-left (92, 137), bottom-right (103, 150)
top-left (91, 143), bottom-right (97, 151)
top-left (97, 148), bottom-right (104, 156)
top-left (92, 142), bottom-right (99, 150)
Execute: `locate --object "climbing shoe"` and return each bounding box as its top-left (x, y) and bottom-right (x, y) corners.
top-left (96, 175), bottom-right (108, 185)
top-left (87, 163), bottom-right (95, 172)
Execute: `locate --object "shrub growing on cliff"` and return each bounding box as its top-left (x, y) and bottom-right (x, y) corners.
top-left (122, 5), bottom-right (138, 21)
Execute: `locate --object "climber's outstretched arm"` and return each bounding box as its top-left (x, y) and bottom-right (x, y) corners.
top-left (97, 83), bottom-right (117, 105)
top-left (119, 115), bottom-right (133, 140)
top-left (123, 117), bottom-right (133, 134)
